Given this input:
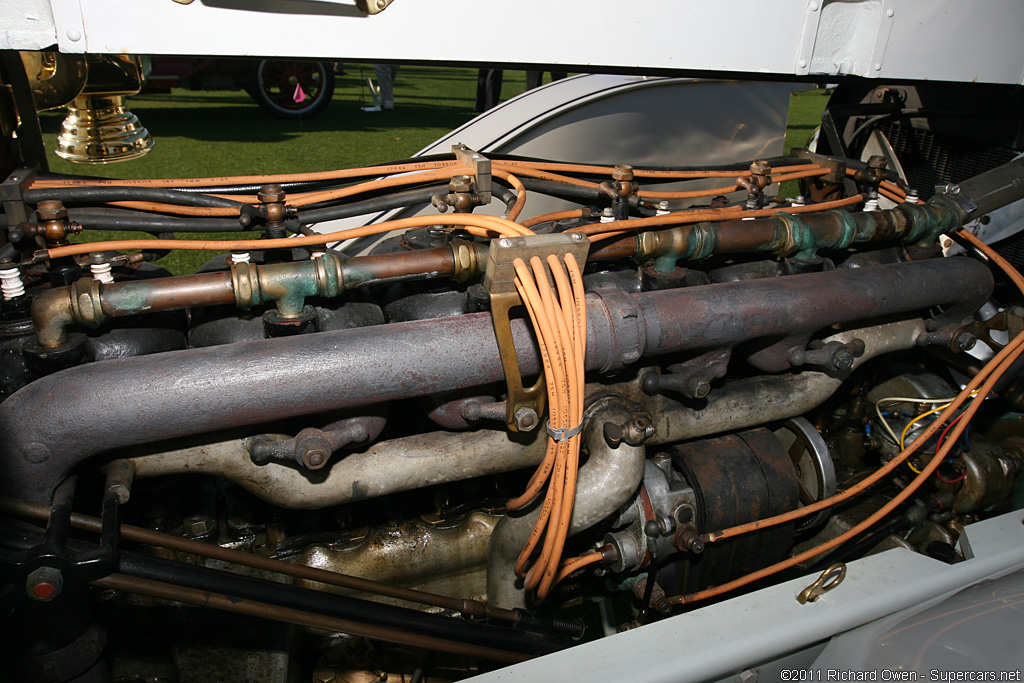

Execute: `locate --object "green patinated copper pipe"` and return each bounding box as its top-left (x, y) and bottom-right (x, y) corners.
top-left (591, 194), bottom-right (968, 272)
top-left (32, 240), bottom-right (486, 348)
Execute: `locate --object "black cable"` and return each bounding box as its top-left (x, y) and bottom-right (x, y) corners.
top-left (25, 186), bottom-right (246, 209)
top-left (66, 207), bottom-right (248, 233)
top-left (296, 184), bottom-right (449, 223)
top-left (117, 551), bottom-right (557, 656)
top-left (33, 155), bottom-right (817, 195)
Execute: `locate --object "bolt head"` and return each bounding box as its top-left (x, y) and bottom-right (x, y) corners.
top-left (956, 334), bottom-right (978, 351)
top-left (498, 238), bottom-right (512, 248)
top-left (832, 348), bottom-right (855, 370)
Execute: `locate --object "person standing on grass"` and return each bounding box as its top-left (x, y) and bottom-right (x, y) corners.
top-left (363, 64), bottom-right (398, 111)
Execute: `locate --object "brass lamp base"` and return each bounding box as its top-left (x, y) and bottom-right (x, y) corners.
top-left (55, 94), bottom-right (154, 163)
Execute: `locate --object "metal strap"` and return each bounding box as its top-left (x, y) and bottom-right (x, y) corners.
top-left (546, 420), bottom-right (584, 442)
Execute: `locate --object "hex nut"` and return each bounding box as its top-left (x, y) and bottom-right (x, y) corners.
top-left (449, 175), bottom-right (474, 193)
top-left (612, 165), bottom-right (634, 182)
top-left (36, 199), bottom-right (68, 221)
top-left (749, 160), bottom-right (771, 176)
top-left (258, 185), bottom-right (287, 203)
top-left (26, 566), bottom-right (63, 601)
top-left (513, 407), bottom-right (538, 431)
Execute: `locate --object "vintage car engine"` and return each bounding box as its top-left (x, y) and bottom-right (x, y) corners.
top-left (2, 38), bottom-right (1024, 683)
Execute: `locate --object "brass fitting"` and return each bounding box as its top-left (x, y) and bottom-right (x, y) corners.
top-left (449, 238), bottom-right (486, 283)
top-left (33, 200), bottom-right (82, 246)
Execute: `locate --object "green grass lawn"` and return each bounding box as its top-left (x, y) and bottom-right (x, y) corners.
top-left (36, 69), bottom-right (829, 274)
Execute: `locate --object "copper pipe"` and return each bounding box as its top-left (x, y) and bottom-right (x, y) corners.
top-left (0, 495), bottom-right (517, 622)
top-left (341, 246), bottom-right (455, 286)
top-left (93, 573), bottom-right (529, 664)
top-left (100, 271), bottom-right (235, 315)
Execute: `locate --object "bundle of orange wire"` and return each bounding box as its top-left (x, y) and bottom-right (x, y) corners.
top-left (504, 251), bottom-right (589, 599)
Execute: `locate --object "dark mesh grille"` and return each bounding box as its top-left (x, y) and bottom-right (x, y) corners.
top-left (850, 121), bottom-right (1018, 200)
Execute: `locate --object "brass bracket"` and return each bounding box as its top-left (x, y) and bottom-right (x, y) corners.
top-left (452, 143), bottom-right (491, 205)
top-left (952, 306), bottom-right (1024, 353)
top-left (484, 233), bottom-right (590, 432)
top-left (793, 149), bottom-right (847, 184)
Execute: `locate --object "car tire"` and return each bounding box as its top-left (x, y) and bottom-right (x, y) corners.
top-left (247, 59), bottom-right (335, 119)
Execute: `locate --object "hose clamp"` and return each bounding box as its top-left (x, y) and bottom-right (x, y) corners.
top-left (546, 420), bottom-right (584, 442)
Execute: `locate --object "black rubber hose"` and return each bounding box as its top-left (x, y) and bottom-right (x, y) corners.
top-left (33, 155), bottom-right (816, 194)
top-left (25, 186), bottom-right (247, 209)
top-left (295, 184), bottom-right (450, 223)
top-left (66, 207), bottom-right (249, 233)
top-left (116, 551), bottom-right (557, 656)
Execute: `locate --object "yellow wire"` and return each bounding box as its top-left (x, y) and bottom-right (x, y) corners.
top-left (899, 403), bottom-right (951, 472)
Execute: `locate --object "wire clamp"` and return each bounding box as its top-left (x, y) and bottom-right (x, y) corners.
top-left (546, 420), bottom-right (583, 442)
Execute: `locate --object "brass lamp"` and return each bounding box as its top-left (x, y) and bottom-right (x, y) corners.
top-left (52, 54), bottom-right (154, 164)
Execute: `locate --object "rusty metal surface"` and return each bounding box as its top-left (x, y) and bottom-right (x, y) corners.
top-left (641, 257), bottom-right (991, 367)
top-left (0, 495), bottom-right (513, 621)
top-left (0, 258), bottom-right (991, 503)
top-left (668, 428), bottom-right (799, 592)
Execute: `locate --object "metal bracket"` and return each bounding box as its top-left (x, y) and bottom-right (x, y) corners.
top-left (453, 143), bottom-right (491, 205)
top-left (484, 233), bottom-right (590, 432)
top-left (793, 149), bottom-right (847, 184)
top-left (953, 307), bottom-right (1024, 354)
top-left (797, 562), bottom-right (846, 604)
top-left (1, 167), bottom-right (38, 229)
